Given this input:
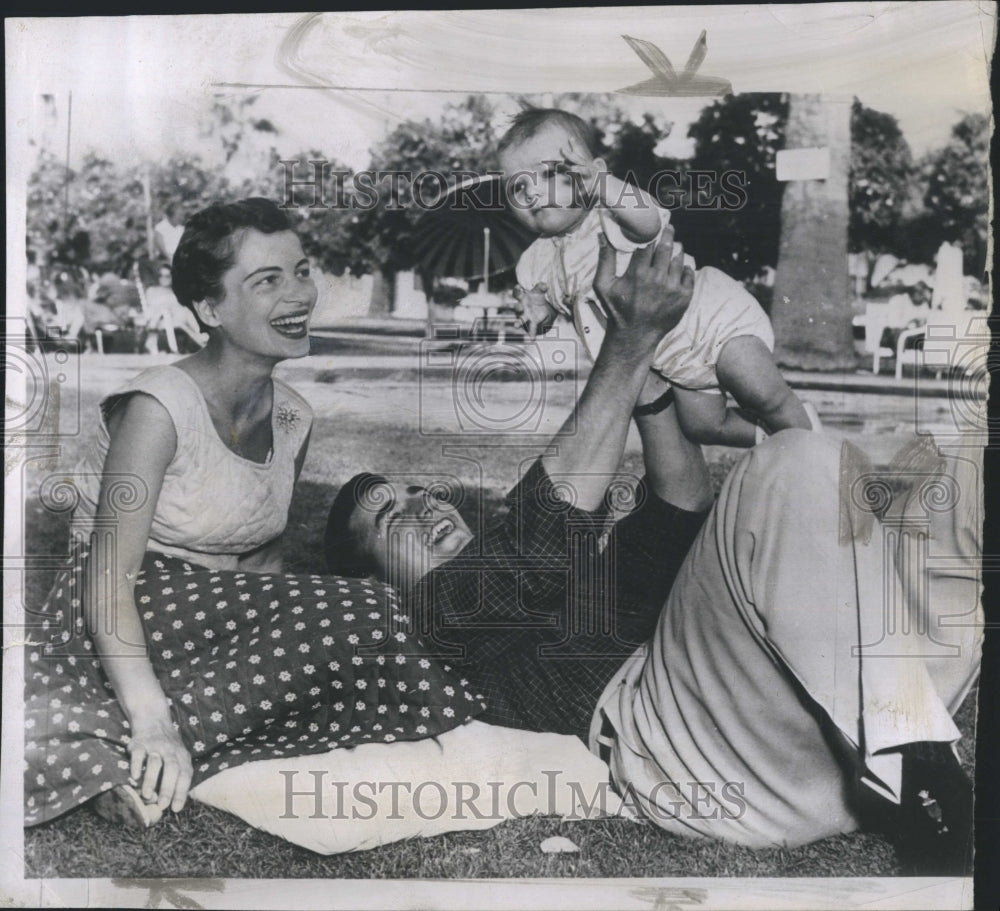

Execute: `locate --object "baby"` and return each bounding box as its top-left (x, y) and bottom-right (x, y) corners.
top-left (498, 108), bottom-right (818, 446)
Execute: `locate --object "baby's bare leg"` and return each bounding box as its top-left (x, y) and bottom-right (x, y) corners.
top-left (673, 387), bottom-right (758, 447)
top-left (716, 336), bottom-right (811, 434)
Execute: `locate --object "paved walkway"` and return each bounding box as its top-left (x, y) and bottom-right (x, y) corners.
top-left (60, 348), bottom-right (960, 398)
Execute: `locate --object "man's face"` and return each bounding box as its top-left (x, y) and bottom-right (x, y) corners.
top-left (500, 124), bottom-right (591, 238)
top-left (348, 479), bottom-right (474, 586)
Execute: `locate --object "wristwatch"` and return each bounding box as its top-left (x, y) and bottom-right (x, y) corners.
top-left (632, 387), bottom-right (675, 418)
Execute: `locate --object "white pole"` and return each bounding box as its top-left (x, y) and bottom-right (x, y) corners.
top-left (143, 168), bottom-right (155, 259)
top-left (483, 227), bottom-right (491, 294)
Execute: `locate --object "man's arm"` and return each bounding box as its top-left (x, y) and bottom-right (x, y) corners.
top-left (414, 224), bottom-right (696, 632)
top-left (542, 223), bottom-right (695, 511)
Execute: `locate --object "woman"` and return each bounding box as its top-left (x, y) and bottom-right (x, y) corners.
top-left (25, 198), bottom-right (484, 828)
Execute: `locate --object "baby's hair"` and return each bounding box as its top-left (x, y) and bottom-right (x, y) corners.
top-left (324, 472), bottom-right (391, 577)
top-left (498, 107), bottom-right (600, 159)
top-left (171, 197), bottom-right (294, 329)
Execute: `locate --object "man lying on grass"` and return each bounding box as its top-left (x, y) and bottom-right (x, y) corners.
top-left (325, 224), bottom-right (981, 875)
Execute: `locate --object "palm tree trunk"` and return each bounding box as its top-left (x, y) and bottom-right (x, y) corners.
top-left (368, 269), bottom-right (396, 317)
top-left (772, 94), bottom-right (856, 369)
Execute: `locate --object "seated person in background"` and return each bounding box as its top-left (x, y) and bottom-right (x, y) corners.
top-left (83, 271), bottom-right (146, 351)
top-left (153, 202), bottom-right (185, 262)
top-left (141, 263), bottom-right (208, 352)
top-left (882, 282), bottom-right (932, 350)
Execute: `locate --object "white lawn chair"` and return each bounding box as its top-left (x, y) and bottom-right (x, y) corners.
top-left (852, 301), bottom-right (894, 374)
top-left (894, 242), bottom-right (983, 380)
top-left (894, 310), bottom-right (986, 380)
top-left (893, 325), bottom-right (926, 379)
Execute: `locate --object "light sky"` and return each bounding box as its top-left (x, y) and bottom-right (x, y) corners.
top-left (7, 3), bottom-right (995, 175)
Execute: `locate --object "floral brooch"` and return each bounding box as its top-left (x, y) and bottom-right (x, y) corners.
top-left (275, 403), bottom-right (300, 432)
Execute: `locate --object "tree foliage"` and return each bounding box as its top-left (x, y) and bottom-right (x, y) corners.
top-left (918, 113), bottom-right (990, 275)
top-left (848, 99), bottom-right (913, 255)
top-left (26, 92), bottom-right (990, 295)
top-left (28, 151), bottom-right (148, 274)
top-left (675, 93), bottom-right (789, 280)
top-left (603, 112), bottom-right (685, 191)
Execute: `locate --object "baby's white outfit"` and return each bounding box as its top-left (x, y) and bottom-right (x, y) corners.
top-left (516, 205), bottom-right (774, 393)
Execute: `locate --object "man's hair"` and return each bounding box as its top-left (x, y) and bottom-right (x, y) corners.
top-left (497, 107), bottom-right (600, 160)
top-left (324, 472), bottom-right (390, 577)
top-left (171, 197), bottom-right (294, 329)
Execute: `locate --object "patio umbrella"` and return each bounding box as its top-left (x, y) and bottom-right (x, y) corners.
top-left (410, 174), bottom-right (537, 284)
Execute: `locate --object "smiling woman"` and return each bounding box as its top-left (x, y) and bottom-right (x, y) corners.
top-left (24, 198), bottom-right (486, 830)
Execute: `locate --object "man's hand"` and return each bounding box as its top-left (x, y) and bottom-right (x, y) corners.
top-left (593, 223), bottom-right (695, 346)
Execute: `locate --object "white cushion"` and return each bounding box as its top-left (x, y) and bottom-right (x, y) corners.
top-left (190, 721), bottom-right (630, 854)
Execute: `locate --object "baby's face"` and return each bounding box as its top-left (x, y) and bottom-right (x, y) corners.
top-left (500, 125), bottom-right (591, 238)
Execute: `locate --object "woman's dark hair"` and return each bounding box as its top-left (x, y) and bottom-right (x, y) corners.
top-left (171, 197), bottom-right (294, 329)
top-left (324, 472), bottom-right (391, 577)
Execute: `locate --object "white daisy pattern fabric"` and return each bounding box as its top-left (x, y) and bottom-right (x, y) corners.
top-left (24, 550), bottom-right (486, 826)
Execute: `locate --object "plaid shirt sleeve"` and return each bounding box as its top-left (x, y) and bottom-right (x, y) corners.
top-left (604, 477), bottom-right (710, 645)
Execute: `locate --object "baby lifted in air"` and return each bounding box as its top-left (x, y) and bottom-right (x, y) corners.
top-left (498, 107), bottom-right (819, 446)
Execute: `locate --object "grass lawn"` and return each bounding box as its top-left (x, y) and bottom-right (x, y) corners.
top-left (20, 374), bottom-right (977, 879)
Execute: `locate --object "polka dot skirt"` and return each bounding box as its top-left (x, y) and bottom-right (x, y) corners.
top-left (24, 551), bottom-right (486, 826)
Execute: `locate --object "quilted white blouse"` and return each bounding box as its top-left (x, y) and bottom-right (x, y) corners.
top-left (71, 365), bottom-right (313, 570)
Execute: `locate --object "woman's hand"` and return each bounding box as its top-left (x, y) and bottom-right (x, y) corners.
top-left (127, 714), bottom-right (193, 813)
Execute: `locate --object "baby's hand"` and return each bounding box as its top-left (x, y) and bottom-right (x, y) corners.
top-left (513, 283), bottom-right (558, 337)
top-left (560, 138), bottom-right (605, 200)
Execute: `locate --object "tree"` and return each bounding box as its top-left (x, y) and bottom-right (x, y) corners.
top-left (75, 154), bottom-right (150, 271)
top-left (679, 93), bottom-right (789, 281)
top-left (603, 112), bottom-right (685, 193)
top-left (238, 149), bottom-right (357, 278)
top-left (848, 99), bottom-right (914, 259)
top-left (200, 95), bottom-right (280, 181)
top-left (918, 113), bottom-right (989, 276)
top-left (149, 154), bottom-right (232, 225)
top-left (26, 151), bottom-right (79, 270)
top-left (27, 152), bottom-right (150, 276)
